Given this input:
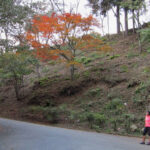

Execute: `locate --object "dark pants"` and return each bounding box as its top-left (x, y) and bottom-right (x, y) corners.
top-left (143, 127), bottom-right (150, 136)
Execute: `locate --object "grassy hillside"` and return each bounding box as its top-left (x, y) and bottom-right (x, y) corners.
top-left (1, 33), bottom-right (150, 136)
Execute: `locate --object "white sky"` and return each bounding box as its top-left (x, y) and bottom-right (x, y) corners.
top-left (64, 0), bottom-right (150, 35)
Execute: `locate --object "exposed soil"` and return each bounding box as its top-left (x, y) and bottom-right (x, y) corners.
top-left (0, 33), bottom-right (150, 136)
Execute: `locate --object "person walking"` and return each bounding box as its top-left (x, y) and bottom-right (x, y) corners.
top-left (140, 111), bottom-right (150, 145)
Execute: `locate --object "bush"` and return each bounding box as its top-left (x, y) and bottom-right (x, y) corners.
top-left (109, 54), bottom-right (120, 60)
top-left (87, 88), bottom-right (101, 97)
top-left (68, 110), bottom-right (79, 122)
top-left (105, 98), bottom-right (123, 110)
top-left (86, 112), bottom-right (107, 128)
top-left (39, 77), bottom-right (49, 86)
top-left (126, 52), bottom-right (139, 59)
top-left (75, 56), bottom-right (92, 65)
top-left (123, 113), bottom-right (135, 133)
top-left (110, 117), bottom-right (123, 131)
top-left (120, 65), bottom-right (128, 73)
top-left (46, 107), bottom-right (59, 123)
top-left (28, 106), bottom-right (48, 113)
top-left (42, 67), bottom-right (49, 73)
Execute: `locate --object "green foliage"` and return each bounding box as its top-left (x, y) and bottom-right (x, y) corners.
top-left (109, 54), bottom-right (120, 60)
top-left (38, 77), bottom-right (49, 86)
top-left (123, 113), bottom-right (135, 133)
top-left (120, 65), bottom-right (128, 72)
top-left (86, 112), bottom-right (107, 128)
top-left (135, 81), bottom-right (150, 94)
top-left (147, 47), bottom-right (150, 53)
top-left (46, 107), bottom-right (59, 123)
top-left (105, 98), bottom-right (123, 110)
top-left (48, 60), bottom-right (56, 65)
top-left (0, 0), bottom-right (33, 52)
top-left (0, 53), bottom-right (33, 100)
top-left (68, 110), bottom-right (78, 121)
top-left (91, 124), bottom-right (100, 132)
top-left (87, 88), bottom-right (101, 97)
top-left (143, 67), bottom-right (150, 73)
top-left (42, 66), bottom-right (49, 73)
top-left (126, 52), bottom-right (139, 59)
top-left (140, 27), bottom-right (150, 43)
top-left (83, 70), bottom-right (90, 78)
top-left (28, 106), bottom-right (48, 113)
top-left (132, 95), bottom-right (144, 105)
top-left (75, 56), bottom-right (92, 65)
top-left (109, 117), bottom-right (123, 131)
top-left (90, 52), bottom-right (105, 59)
top-left (28, 105), bottom-right (69, 123)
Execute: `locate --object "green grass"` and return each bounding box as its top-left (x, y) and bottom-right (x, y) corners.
top-left (126, 52), bottom-right (139, 59)
top-left (120, 65), bottom-right (128, 72)
top-left (109, 54), bottom-right (120, 60)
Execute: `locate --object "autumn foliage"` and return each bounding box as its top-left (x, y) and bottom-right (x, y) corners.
top-left (26, 12), bottom-right (111, 79)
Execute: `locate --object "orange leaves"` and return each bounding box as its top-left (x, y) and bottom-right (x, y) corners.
top-left (33, 48), bottom-right (59, 62)
top-left (74, 34), bottom-right (111, 52)
top-left (26, 12), bottom-right (111, 66)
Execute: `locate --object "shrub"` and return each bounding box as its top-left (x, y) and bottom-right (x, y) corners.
top-left (143, 67), bottom-right (150, 73)
top-left (83, 70), bottom-right (90, 78)
top-left (86, 112), bottom-right (107, 128)
top-left (120, 65), bottom-right (128, 73)
top-left (42, 67), bottom-right (49, 73)
top-left (135, 81), bottom-right (150, 95)
top-left (75, 56), bottom-right (92, 65)
top-left (87, 88), bottom-right (101, 97)
top-left (123, 113), bottom-right (135, 133)
top-left (45, 107), bottom-right (59, 123)
top-left (105, 98), bottom-right (123, 110)
top-left (28, 106), bottom-right (48, 113)
top-left (126, 52), bottom-right (139, 59)
top-left (91, 124), bottom-right (100, 132)
top-left (109, 54), bottom-right (120, 60)
top-left (110, 117), bottom-right (123, 131)
top-left (39, 77), bottom-right (49, 86)
top-left (68, 110), bottom-right (79, 122)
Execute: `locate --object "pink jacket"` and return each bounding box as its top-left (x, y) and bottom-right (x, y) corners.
top-left (145, 115), bottom-right (150, 127)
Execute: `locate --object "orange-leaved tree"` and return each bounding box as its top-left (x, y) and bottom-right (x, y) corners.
top-left (26, 12), bottom-right (111, 80)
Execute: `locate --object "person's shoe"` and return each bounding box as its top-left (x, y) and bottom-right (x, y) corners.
top-left (140, 142), bottom-right (145, 144)
top-left (146, 142), bottom-right (150, 145)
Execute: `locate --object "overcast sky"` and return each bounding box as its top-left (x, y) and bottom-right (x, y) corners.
top-left (63, 0), bottom-right (150, 35)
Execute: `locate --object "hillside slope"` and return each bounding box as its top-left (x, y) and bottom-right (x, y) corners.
top-left (0, 33), bottom-right (150, 136)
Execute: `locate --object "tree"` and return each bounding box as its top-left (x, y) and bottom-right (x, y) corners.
top-left (26, 13), bottom-right (111, 80)
top-left (0, 53), bottom-right (33, 100)
top-left (88, 0), bottom-right (122, 34)
top-left (0, 0), bottom-right (33, 53)
top-left (121, 0), bottom-right (130, 36)
top-left (121, 0), bottom-right (146, 35)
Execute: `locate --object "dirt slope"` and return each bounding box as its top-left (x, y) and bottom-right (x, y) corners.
top-left (0, 33), bottom-right (150, 136)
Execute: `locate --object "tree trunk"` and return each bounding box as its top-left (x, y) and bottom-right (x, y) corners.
top-left (107, 12), bottom-right (110, 38)
top-left (36, 63), bottom-right (41, 79)
top-left (14, 83), bottom-right (20, 101)
top-left (70, 64), bottom-right (75, 81)
top-left (124, 8), bottom-right (128, 36)
top-left (137, 10), bottom-right (140, 29)
top-left (132, 9), bottom-right (135, 33)
top-left (116, 5), bottom-right (120, 34)
top-left (138, 30), bottom-right (142, 53)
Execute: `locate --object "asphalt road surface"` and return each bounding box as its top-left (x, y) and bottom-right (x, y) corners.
top-left (0, 118), bottom-right (149, 150)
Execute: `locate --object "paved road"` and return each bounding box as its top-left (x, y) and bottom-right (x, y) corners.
top-left (0, 118), bottom-right (149, 150)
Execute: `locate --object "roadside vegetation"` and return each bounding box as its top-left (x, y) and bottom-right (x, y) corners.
top-left (0, 0), bottom-right (150, 137)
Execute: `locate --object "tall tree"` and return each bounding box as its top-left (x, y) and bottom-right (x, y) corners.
top-left (0, 0), bottom-right (33, 53)
top-left (88, 0), bottom-right (122, 34)
top-left (0, 53), bottom-right (33, 100)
